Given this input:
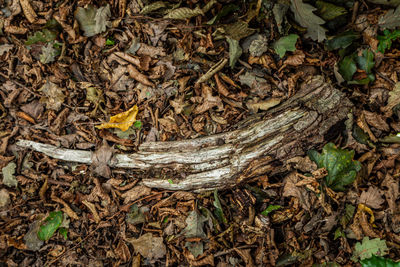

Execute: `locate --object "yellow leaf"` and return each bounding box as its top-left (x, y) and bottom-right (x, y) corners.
top-left (96, 105), bottom-right (138, 131)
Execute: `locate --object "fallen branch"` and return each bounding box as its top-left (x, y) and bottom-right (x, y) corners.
top-left (17, 76), bottom-right (352, 191)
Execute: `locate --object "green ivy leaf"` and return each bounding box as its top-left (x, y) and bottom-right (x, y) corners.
top-left (352, 237), bottom-right (388, 262)
top-left (308, 143), bottom-right (361, 191)
top-left (37, 211), bottom-right (63, 241)
top-left (338, 55), bottom-right (357, 81)
top-left (326, 31), bottom-right (359, 50)
top-left (273, 34), bottom-right (299, 58)
top-left (356, 49), bottom-right (375, 74)
top-left (261, 205), bottom-right (281, 216)
top-left (361, 255), bottom-right (400, 267)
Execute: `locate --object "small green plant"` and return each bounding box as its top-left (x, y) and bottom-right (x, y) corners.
top-left (361, 255), bottom-right (400, 266)
top-left (377, 29), bottom-right (400, 54)
top-left (106, 38), bottom-right (115, 46)
top-left (25, 29), bottom-right (57, 45)
top-left (308, 143), bottom-right (361, 191)
top-left (261, 205), bottom-right (281, 216)
top-left (37, 211), bottom-right (65, 241)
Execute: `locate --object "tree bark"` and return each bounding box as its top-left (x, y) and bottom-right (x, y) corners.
top-left (16, 76), bottom-right (352, 191)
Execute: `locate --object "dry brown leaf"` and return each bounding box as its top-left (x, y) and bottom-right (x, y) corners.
top-left (82, 200), bottom-right (101, 223)
top-left (159, 115), bottom-right (180, 133)
top-left (51, 195), bottom-right (79, 220)
top-left (127, 65), bottom-right (154, 87)
top-left (121, 185), bottom-right (151, 204)
top-left (193, 84), bottom-right (223, 114)
top-left (115, 240), bottom-right (131, 263)
top-left (91, 140), bottom-right (113, 178)
top-left (282, 172), bottom-right (311, 211)
top-left (127, 233), bottom-right (166, 260)
top-left (359, 186), bottom-right (385, 209)
top-left (382, 174), bottom-right (399, 212)
top-left (19, 0), bottom-right (38, 23)
top-left (283, 50), bottom-right (305, 66)
top-left (363, 111), bottom-right (390, 132)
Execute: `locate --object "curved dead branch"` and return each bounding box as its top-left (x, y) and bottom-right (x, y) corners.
top-left (16, 76), bottom-right (352, 191)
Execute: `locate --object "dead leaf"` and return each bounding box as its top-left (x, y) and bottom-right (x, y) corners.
top-left (75, 5), bottom-right (111, 37)
top-left (127, 233), bottom-right (166, 260)
top-left (82, 200), bottom-right (101, 223)
top-left (96, 105), bottom-right (138, 132)
top-left (20, 0), bottom-right (38, 24)
top-left (122, 185), bottom-right (151, 204)
top-left (128, 65), bottom-right (155, 87)
top-left (91, 140), bottom-right (113, 178)
top-left (0, 188), bottom-right (10, 208)
top-left (39, 81), bottom-right (65, 112)
top-left (359, 186), bottom-right (385, 209)
top-left (284, 50), bottom-right (305, 66)
top-left (283, 172), bottom-right (311, 211)
top-left (363, 111), bottom-right (390, 132)
top-left (193, 84), bottom-right (223, 114)
top-left (382, 174), bottom-right (399, 213)
top-left (246, 98), bottom-right (281, 113)
top-left (115, 240), bottom-right (131, 263)
top-left (182, 210), bottom-right (207, 238)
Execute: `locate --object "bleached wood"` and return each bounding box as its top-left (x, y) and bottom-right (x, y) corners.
top-left (16, 76), bottom-right (352, 191)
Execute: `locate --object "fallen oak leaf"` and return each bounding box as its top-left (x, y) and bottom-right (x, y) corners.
top-left (96, 105), bottom-right (138, 132)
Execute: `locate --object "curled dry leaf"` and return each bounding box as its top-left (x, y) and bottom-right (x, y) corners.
top-left (193, 84), bottom-right (223, 114)
top-left (121, 185), bottom-right (151, 204)
top-left (359, 186), bottom-right (385, 209)
top-left (127, 65), bottom-right (154, 87)
top-left (96, 105), bottom-right (138, 132)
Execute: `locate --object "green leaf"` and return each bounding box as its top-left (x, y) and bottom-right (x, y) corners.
top-left (273, 34), bottom-right (299, 58)
top-left (338, 55), bottom-right (357, 81)
top-left (25, 29), bottom-right (57, 45)
top-left (340, 204), bottom-right (355, 228)
top-left (213, 190), bottom-right (227, 224)
top-left (356, 49), bottom-right (375, 74)
top-left (316, 1), bottom-right (347, 21)
top-left (37, 211), bottom-right (63, 241)
top-left (352, 237), bottom-right (388, 262)
top-left (261, 205), bottom-right (281, 216)
top-left (59, 227), bottom-right (68, 240)
top-left (290, 0), bottom-right (327, 42)
top-left (361, 255), bottom-right (400, 267)
top-left (334, 228), bottom-right (345, 240)
top-left (326, 31), bottom-right (360, 50)
top-left (308, 143), bottom-right (361, 191)
top-left (75, 5), bottom-right (111, 37)
top-left (133, 120), bottom-right (142, 129)
top-left (106, 38), bottom-right (115, 46)
top-left (226, 37), bottom-right (242, 68)
top-left (377, 29), bottom-right (400, 53)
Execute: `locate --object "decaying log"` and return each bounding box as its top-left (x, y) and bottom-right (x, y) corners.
top-left (16, 76), bottom-right (353, 191)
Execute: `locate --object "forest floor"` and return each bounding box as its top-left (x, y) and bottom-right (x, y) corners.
top-left (1, 0), bottom-right (400, 266)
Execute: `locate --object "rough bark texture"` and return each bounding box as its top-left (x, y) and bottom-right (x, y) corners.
top-left (17, 76), bottom-right (352, 191)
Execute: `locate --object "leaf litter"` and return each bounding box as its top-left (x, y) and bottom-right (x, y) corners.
top-left (1, 0), bottom-right (400, 266)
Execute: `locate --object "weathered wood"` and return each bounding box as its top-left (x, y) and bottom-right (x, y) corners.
top-left (16, 76), bottom-right (352, 191)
